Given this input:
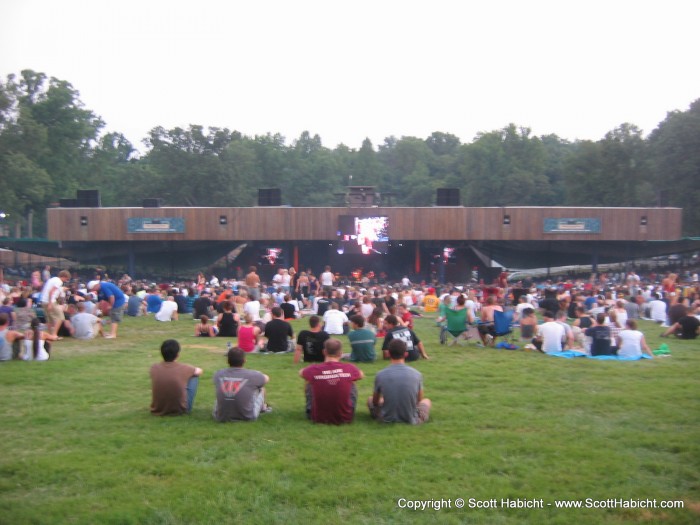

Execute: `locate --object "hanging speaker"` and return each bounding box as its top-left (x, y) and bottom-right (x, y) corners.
top-left (436, 188), bottom-right (460, 206)
top-left (258, 188), bottom-right (281, 206)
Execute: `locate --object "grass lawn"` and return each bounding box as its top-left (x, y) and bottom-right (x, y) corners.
top-left (1, 313), bottom-right (698, 524)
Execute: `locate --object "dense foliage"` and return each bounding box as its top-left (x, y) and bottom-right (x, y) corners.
top-left (1, 70), bottom-right (699, 236)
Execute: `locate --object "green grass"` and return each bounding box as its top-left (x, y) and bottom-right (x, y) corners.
top-left (1, 314), bottom-right (698, 524)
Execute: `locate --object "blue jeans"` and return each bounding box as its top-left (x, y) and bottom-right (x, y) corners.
top-left (186, 376), bottom-right (199, 413)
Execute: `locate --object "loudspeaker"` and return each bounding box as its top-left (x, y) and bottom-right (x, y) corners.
top-left (59, 198), bottom-right (78, 208)
top-left (436, 188), bottom-right (460, 206)
top-left (258, 188), bottom-right (281, 206)
top-left (76, 189), bottom-right (101, 207)
top-left (143, 198), bottom-right (162, 208)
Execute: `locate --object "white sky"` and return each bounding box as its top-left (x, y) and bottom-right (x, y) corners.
top-left (1, 0), bottom-right (698, 152)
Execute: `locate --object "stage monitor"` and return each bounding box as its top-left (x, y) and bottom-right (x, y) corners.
top-left (337, 215), bottom-right (389, 255)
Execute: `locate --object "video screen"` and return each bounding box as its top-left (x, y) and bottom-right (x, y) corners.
top-left (337, 216), bottom-right (389, 255)
top-left (260, 247), bottom-right (283, 265)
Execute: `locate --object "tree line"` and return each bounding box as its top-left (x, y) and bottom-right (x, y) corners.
top-left (1, 70), bottom-right (699, 237)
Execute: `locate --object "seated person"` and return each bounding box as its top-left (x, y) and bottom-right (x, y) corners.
top-left (155, 296), bottom-right (179, 322)
top-left (661, 309), bottom-right (700, 340)
top-left (617, 319), bottom-right (653, 359)
top-left (381, 314), bottom-right (429, 361)
top-left (71, 302), bottom-right (104, 340)
top-left (300, 339), bottom-right (363, 424)
top-left (519, 307), bottom-right (537, 341)
top-left (237, 314), bottom-right (261, 352)
top-left (368, 339), bottom-right (431, 424)
top-left (280, 295), bottom-right (299, 320)
top-left (585, 313), bottom-right (614, 356)
top-left (347, 315), bottom-right (376, 362)
top-left (212, 347), bottom-right (270, 422)
top-left (322, 302), bottom-right (348, 335)
top-left (533, 311), bottom-right (565, 353)
top-left (195, 315), bottom-right (218, 337)
top-left (150, 339), bottom-right (202, 416)
top-left (263, 307), bottom-right (294, 353)
top-left (478, 296), bottom-right (503, 345)
top-left (294, 315), bottom-right (330, 363)
top-left (216, 301), bottom-right (239, 337)
top-left (22, 317), bottom-right (60, 361)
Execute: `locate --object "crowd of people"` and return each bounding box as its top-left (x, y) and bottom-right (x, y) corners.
top-left (1, 263), bottom-right (698, 424)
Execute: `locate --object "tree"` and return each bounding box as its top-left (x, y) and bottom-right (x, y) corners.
top-left (648, 99), bottom-right (700, 235)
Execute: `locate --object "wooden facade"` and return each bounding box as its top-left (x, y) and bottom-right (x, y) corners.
top-left (47, 206), bottom-right (682, 243)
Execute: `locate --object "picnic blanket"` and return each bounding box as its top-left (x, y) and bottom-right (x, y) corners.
top-left (547, 350), bottom-right (652, 361)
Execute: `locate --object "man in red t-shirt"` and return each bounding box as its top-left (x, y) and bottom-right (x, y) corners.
top-left (300, 339), bottom-right (364, 424)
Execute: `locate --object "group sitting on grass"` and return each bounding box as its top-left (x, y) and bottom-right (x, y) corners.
top-left (149, 337), bottom-right (431, 425)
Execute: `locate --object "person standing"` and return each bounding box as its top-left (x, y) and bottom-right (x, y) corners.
top-left (150, 339), bottom-right (203, 416)
top-left (368, 339), bottom-right (431, 424)
top-left (91, 281), bottom-right (126, 338)
top-left (320, 265), bottom-right (334, 293)
top-left (212, 347), bottom-right (270, 422)
top-left (300, 339), bottom-right (363, 424)
top-left (39, 269), bottom-right (71, 337)
top-left (245, 266), bottom-right (261, 301)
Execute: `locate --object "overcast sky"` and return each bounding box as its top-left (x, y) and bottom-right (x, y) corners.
top-left (1, 0), bottom-right (698, 152)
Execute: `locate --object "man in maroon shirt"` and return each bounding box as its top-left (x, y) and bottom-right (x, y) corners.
top-left (299, 339), bottom-right (364, 424)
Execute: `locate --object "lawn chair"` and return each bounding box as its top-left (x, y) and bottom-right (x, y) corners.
top-left (440, 308), bottom-right (471, 346)
top-left (492, 309), bottom-right (514, 345)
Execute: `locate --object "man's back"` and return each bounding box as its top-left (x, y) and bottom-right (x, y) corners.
top-left (212, 367), bottom-right (267, 421)
top-left (150, 361), bottom-right (196, 415)
top-left (264, 318), bottom-right (293, 352)
top-left (348, 328), bottom-right (376, 362)
top-left (374, 364), bottom-right (422, 424)
top-left (301, 361), bottom-right (361, 424)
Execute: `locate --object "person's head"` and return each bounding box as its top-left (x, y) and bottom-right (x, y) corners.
top-left (330, 302), bottom-right (339, 310)
top-left (308, 315), bottom-right (321, 329)
top-left (248, 266), bottom-right (257, 273)
top-left (387, 338), bottom-right (407, 360)
top-left (596, 313), bottom-right (606, 325)
top-left (160, 339), bottom-right (181, 362)
top-left (384, 314), bottom-right (399, 328)
top-left (323, 338), bottom-right (343, 358)
top-left (350, 314), bottom-right (364, 328)
top-left (227, 347), bottom-right (246, 368)
top-left (486, 296), bottom-right (496, 305)
top-left (76, 302), bottom-right (86, 312)
top-left (625, 319), bottom-right (638, 330)
top-left (522, 307), bottom-right (534, 317)
top-left (58, 270), bottom-right (71, 282)
top-left (271, 306), bottom-right (283, 318)
top-left (243, 313), bottom-right (253, 324)
top-left (543, 310), bottom-right (555, 321)
top-left (200, 315), bottom-right (209, 324)
top-left (456, 295), bottom-right (466, 306)
top-left (222, 301), bottom-right (233, 312)
top-left (556, 310), bottom-right (567, 321)
top-left (284, 294), bottom-right (291, 302)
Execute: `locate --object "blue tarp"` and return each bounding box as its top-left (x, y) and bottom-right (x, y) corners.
top-left (547, 350), bottom-right (652, 361)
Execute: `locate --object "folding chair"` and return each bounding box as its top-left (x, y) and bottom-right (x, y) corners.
top-left (492, 310), bottom-right (514, 345)
top-left (440, 308), bottom-right (471, 345)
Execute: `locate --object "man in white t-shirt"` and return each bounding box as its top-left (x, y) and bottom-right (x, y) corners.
top-left (535, 311), bottom-right (566, 353)
top-left (648, 293), bottom-right (667, 323)
top-left (155, 296), bottom-right (179, 322)
top-left (323, 302), bottom-right (348, 335)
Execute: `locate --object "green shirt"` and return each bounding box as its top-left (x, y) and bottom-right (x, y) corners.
top-left (348, 328), bottom-right (376, 362)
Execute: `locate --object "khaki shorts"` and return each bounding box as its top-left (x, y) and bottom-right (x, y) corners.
top-left (43, 302), bottom-right (65, 326)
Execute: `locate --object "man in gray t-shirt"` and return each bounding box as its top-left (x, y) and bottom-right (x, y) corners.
top-left (368, 339), bottom-right (431, 424)
top-left (71, 303), bottom-right (103, 339)
top-left (213, 347), bottom-right (270, 422)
